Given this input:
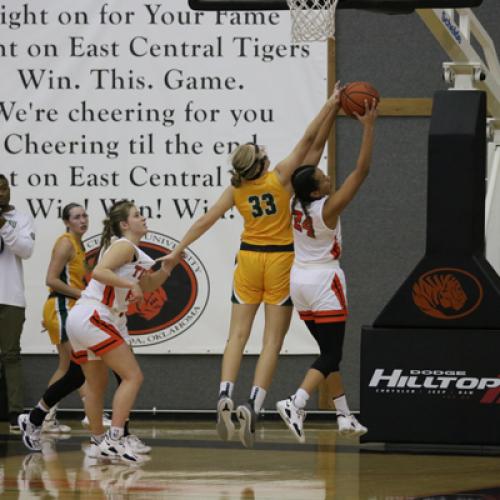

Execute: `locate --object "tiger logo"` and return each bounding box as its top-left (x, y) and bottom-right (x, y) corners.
top-left (412, 273), bottom-right (467, 319)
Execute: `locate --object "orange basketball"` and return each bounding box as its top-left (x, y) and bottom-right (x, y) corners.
top-left (340, 81), bottom-right (380, 117)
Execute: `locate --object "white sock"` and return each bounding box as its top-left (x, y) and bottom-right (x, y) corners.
top-left (92, 432), bottom-right (106, 444)
top-left (249, 386), bottom-right (267, 414)
top-left (109, 426), bottom-right (124, 441)
top-left (219, 381), bottom-right (234, 398)
top-left (37, 400), bottom-right (50, 412)
top-left (46, 403), bottom-right (58, 419)
top-left (333, 394), bottom-right (350, 416)
top-left (292, 388), bottom-right (310, 409)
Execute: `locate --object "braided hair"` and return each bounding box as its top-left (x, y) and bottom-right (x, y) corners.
top-left (99, 200), bottom-right (135, 251)
top-left (229, 143), bottom-right (267, 187)
top-left (291, 165), bottom-right (319, 238)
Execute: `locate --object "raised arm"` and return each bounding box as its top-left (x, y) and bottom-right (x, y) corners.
top-left (275, 82), bottom-right (342, 189)
top-left (322, 99), bottom-right (378, 229)
top-left (157, 186), bottom-right (235, 272)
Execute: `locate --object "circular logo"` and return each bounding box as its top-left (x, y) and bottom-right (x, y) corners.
top-left (84, 231), bottom-right (210, 346)
top-left (412, 267), bottom-right (483, 320)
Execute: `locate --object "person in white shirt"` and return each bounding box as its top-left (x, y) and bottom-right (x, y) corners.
top-left (67, 200), bottom-right (170, 463)
top-left (0, 173), bottom-right (35, 432)
top-left (276, 98), bottom-right (377, 443)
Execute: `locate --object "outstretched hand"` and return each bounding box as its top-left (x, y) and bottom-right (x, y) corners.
top-left (332, 80), bottom-right (346, 108)
top-left (353, 98), bottom-right (378, 126)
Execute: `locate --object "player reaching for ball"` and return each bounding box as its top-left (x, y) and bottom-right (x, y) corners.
top-left (276, 96), bottom-right (378, 443)
top-left (159, 82), bottom-right (344, 448)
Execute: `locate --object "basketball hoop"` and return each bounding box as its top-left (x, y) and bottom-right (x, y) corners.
top-left (286, 0), bottom-right (339, 42)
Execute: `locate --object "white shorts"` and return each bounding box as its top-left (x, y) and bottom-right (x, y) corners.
top-left (66, 299), bottom-right (128, 364)
top-left (290, 262), bottom-right (348, 324)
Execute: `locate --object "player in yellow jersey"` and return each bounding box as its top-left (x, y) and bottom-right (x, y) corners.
top-left (160, 82), bottom-right (343, 447)
top-left (41, 203), bottom-right (89, 432)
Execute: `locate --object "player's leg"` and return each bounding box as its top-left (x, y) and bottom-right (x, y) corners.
top-left (42, 341), bottom-right (73, 433)
top-left (217, 303), bottom-right (259, 441)
top-left (216, 249), bottom-right (262, 442)
top-left (237, 251), bottom-right (293, 448)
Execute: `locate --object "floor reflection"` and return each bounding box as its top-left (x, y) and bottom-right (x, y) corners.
top-left (1, 420), bottom-right (500, 499)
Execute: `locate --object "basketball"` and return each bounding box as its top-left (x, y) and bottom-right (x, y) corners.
top-left (340, 82), bottom-right (380, 117)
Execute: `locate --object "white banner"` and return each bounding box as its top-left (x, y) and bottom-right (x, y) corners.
top-left (1, 0), bottom-right (325, 354)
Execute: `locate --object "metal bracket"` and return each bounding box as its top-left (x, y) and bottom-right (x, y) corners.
top-left (442, 62), bottom-right (487, 89)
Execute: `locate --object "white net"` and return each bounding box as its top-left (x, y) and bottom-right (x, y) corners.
top-left (286, 0), bottom-right (339, 42)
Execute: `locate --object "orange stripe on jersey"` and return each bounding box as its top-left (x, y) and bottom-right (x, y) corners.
top-left (101, 286), bottom-right (115, 308)
top-left (315, 315), bottom-right (347, 324)
top-left (330, 236), bottom-right (341, 260)
top-left (71, 349), bottom-right (88, 365)
top-left (331, 275), bottom-right (348, 312)
top-left (314, 309), bottom-right (347, 317)
top-left (299, 310), bottom-right (315, 321)
top-left (89, 311), bottom-right (124, 355)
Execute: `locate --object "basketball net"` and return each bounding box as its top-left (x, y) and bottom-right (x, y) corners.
top-left (286, 0), bottom-right (339, 42)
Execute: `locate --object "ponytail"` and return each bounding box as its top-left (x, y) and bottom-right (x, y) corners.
top-left (98, 200), bottom-right (135, 251)
top-left (291, 165), bottom-right (319, 238)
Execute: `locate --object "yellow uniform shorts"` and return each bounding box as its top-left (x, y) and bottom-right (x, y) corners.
top-left (232, 247), bottom-right (294, 305)
top-left (42, 295), bottom-right (75, 345)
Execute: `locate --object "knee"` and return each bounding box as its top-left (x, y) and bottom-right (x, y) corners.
top-left (261, 333), bottom-right (285, 355)
top-left (312, 353), bottom-right (341, 377)
top-left (121, 367), bottom-right (144, 387)
top-left (227, 329), bottom-right (250, 349)
top-left (85, 377), bottom-right (107, 397)
top-left (135, 369), bottom-right (144, 386)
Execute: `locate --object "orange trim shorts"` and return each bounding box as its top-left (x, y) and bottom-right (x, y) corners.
top-left (290, 262), bottom-right (348, 323)
top-left (232, 250), bottom-right (294, 305)
top-left (66, 300), bottom-right (127, 364)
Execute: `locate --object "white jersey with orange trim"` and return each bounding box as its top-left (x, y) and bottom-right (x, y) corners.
top-left (290, 196), bottom-right (347, 323)
top-left (291, 197), bottom-right (341, 266)
top-left (82, 238), bottom-right (154, 313)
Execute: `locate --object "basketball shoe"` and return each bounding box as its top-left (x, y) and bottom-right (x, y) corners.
top-left (42, 406), bottom-right (72, 433)
top-left (124, 434), bottom-right (151, 454)
top-left (236, 402), bottom-right (257, 448)
top-left (18, 413), bottom-right (43, 452)
top-left (216, 393), bottom-right (235, 441)
top-left (337, 414), bottom-right (368, 437)
top-left (276, 398), bottom-right (306, 443)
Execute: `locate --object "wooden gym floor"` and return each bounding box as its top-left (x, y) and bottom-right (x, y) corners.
top-left (2, 418), bottom-right (500, 499)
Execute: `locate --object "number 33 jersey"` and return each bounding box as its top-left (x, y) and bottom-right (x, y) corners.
top-left (233, 170), bottom-right (293, 246)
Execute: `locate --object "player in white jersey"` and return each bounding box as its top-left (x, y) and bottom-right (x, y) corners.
top-left (277, 98), bottom-right (378, 443)
top-left (66, 200), bottom-right (171, 463)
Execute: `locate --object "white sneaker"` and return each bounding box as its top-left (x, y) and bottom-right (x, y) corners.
top-left (276, 398), bottom-right (306, 443)
top-left (98, 433), bottom-right (145, 464)
top-left (236, 403), bottom-right (257, 449)
top-left (84, 436), bottom-right (118, 461)
top-left (124, 434), bottom-right (151, 454)
top-left (337, 414), bottom-right (368, 437)
top-left (82, 412), bottom-right (112, 428)
top-left (18, 414), bottom-right (43, 452)
top-left (215, 395), bottom-right (235, 441)
top-left (42, 407), bottom-right (72, 433)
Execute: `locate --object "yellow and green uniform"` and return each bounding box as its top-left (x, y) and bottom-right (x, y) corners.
top-left (42, 232), bottom-right (88, 344)
top-left (232, 170), bottom-right (294, 305)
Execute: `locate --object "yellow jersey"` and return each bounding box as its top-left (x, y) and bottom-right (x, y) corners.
top-left (233, 170), bottom-right (293, 246)
top-left (49, 232), bottom-right (88, 296)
